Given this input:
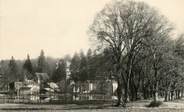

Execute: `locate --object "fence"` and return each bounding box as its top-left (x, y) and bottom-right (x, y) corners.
top-left (0, 92), bottom-right (116, 104)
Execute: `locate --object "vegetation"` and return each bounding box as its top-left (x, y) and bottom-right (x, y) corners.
top-left (89, 0), bottom-right (184, 106)
top-left (23, 54), bottom-right (34, 79)
top-left (147, 101), bottom-right (163, 107)
top-left (51, 59), bottom-right (66, 82)
top-left (0, 0), bottom-right (184, 108)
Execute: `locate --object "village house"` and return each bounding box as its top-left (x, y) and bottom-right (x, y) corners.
top-left (71, 78), bottom-right (118, 101)
top-left (14, 72), bottom-right (59, 102)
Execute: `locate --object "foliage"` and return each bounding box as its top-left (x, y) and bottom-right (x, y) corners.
top-left (37, 50), bottom-right (50, 73)
top-left (8, 56), bottom-right (20, 82)
top-left (0, 0), bottom-right (184, 106)
top-left (147, 101), bottom-right (163, 107)
top-left (51, 59), bottom-right (67, 82)
top-left (23, 54), bottom-right (34, 79)
top-left (70, 52), bottom-right (81, 82)
top-left (89, 0), bottom-right (177, 105)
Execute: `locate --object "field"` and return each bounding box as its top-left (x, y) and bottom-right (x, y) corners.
top-left (0, 100), bottom-right (184, 112)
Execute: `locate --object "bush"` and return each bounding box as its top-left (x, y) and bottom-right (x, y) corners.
top-left (147, 100), bottom-right (162, 107)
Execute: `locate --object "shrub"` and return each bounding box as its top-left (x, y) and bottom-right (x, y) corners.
top-left (147, 100), bottom-right (163, 107)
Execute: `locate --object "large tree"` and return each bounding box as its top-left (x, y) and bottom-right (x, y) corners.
top-left (89, 0), bottom-right (172, 106)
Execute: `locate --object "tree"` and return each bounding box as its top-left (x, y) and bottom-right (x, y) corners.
top-left (90, 48), bottom-right (115, 80)
top-left (0, 60), bottom-right (8, 76)
top-left (51, 59), bottom-right (67, 82)
top-left (78, 50), bottom-right (88, 81)
top-left (146, 32), bottom-right (172, 101)
top-left (89, 0), bottom-right (172, 106)
top-left (85, 48), bottom-right (112, 80)
top-left (37, 50), bottom-right (49, 73)
top-left (8, 56), bottom-right (19, 82)
top-left (87, 49), bottom-right (92, 60)
top-left (23, 54), bottom-right (34, 79)
top-left (70, 53), bottom-right (81, 82)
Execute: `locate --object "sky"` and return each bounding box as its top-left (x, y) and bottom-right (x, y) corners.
top-left (0, 0), bottom-right (184, 60)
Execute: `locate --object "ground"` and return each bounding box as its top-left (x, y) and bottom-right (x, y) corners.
top-left (0, 99), bottom-right (184, 112)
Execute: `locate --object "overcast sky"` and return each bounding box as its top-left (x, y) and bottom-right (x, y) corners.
top-left (0, 0), bottom-right (184, 60)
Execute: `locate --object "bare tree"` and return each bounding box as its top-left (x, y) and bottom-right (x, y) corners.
top-left (89, 0), bottom-right (172, 106)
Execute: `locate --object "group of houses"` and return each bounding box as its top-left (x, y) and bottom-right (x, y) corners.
top-left (0, 62), bottom-right (118, 103)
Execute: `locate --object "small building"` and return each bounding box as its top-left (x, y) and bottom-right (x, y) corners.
top-left (14, 73), bottom-right (49, 102)
top-left (72, 79), bottom-right (118, 101)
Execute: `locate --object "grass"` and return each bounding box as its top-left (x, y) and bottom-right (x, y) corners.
top-left (0, 99), bottom-right (184, 112)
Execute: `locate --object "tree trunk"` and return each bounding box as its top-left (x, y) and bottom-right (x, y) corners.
top-left (129, 77), bottom-right (135, 101)
top-left (153, 81), bottom-right (158, 102)
top-left (181, 89), bottom-right (184, 97)
top-left (116, 79), bottom-right (122, 106)
top-left (176, 90), bottom-right (178, 99)
top-left (171, 91), bottom-right (174, 101)
top-left (124, 78), bottom-right (130, 104)
top-left (177, 90), bottom-right (180, 99)
top-left (124, 56), bottom-right (133, 104)
top-left (133, 88), bottom-right (138, 101)
top-left (153, 67), bottom-right (158, 102)
top-left (164, 90), bottom-right (168, 102)
top-left (168, 91), bottom-right (171, 101)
